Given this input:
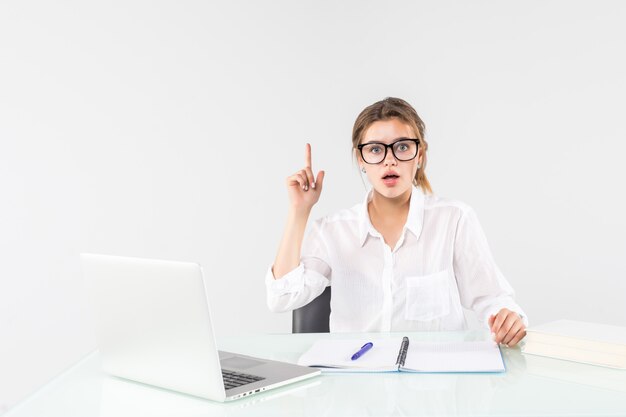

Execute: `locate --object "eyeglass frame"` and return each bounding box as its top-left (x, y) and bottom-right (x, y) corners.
top-left (356, 138), bottom-right (420, 164)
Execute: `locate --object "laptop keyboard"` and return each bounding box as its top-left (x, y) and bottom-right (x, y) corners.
top-left (222, 369), bottom-right (265, 390)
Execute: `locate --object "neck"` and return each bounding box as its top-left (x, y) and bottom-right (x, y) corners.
top-left (368, 187), bottom-right (412, 220)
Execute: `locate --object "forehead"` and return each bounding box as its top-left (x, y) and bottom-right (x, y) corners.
top-left (362, 118), bottom-right (414, 143)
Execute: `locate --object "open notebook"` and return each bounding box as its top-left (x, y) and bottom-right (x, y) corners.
top-left (298, 337), bottom-right (505, 373)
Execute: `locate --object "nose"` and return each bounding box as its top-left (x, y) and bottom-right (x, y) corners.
top-left (383, 145), bottom-right (398, 166)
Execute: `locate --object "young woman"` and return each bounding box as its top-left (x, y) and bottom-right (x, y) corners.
top-left (266, 97), bottom-right (528, 347)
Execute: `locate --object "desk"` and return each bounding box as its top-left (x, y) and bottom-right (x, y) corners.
top-left (4, 330), bottom-right (626, 417)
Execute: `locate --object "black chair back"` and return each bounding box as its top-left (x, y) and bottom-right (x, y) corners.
top-left (291, 286), bottom-right (331, 333)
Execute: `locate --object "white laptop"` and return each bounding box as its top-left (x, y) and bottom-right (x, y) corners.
top-left (81, 253), bottom-right (320, 402)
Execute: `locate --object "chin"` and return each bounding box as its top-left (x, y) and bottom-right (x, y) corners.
top-left (373, 182), bottom-right (412, 199)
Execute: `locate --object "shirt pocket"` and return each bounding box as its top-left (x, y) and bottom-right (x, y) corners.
top-left (404, 270), bottom-right (451, 321)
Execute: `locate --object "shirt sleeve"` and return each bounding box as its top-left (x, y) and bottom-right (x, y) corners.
top-left (453, 207), bottom-right (529, 328)
top-left (266, 217), bottom-right (331, 313)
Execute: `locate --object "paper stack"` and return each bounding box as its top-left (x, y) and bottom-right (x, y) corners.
top-left (521, 319), bottom-right (626, 369)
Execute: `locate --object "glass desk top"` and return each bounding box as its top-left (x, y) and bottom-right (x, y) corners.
top-left (4, 330), bottom-right (626, 417)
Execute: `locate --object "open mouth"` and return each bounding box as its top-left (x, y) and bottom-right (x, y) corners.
top-left (381, 172), bottom-right (400, 186)
top-left (382, 171), bottom-right (400, 180)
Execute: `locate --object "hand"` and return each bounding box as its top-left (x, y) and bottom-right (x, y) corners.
top-left (489, 308), bottom-right (526, 347)
top-left (286, 143), bottom-right (325, 212)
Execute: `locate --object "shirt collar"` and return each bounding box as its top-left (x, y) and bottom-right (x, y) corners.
top-left (358, 185), bottom-right (425, 247)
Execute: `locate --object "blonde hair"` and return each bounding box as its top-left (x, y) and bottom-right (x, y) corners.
top-left (351, 97), bottom-right (433, 194)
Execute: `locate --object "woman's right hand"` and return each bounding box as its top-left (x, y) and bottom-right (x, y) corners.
top-left (286, 143), bottom-right (325, 212)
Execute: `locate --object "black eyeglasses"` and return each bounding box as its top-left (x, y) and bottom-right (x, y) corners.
top-left (357, 138), bottom-right (420, 164)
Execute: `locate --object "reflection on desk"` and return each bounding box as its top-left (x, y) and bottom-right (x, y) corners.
top-left (4, 330), bottom-right (626, 417)
top-left (100, 373), bottom-right (322, 417)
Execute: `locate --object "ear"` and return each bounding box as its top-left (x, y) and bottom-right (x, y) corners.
top-left (354, 148), bottom-right (364, 165)
top-left (417, 148), bottom-right (424, 166)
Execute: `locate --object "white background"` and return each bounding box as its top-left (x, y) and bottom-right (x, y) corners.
top-left (1, 0), bottom-right (625, 412)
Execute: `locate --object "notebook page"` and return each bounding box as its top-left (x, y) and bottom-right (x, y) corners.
top-left (402, 341), bottom-right (505, 373)
top-left (297, 338), bottom-right (402, 371)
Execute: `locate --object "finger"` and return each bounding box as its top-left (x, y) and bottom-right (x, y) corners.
top-left (305, 167), bottom-right (315, 189)
top-left (286, 174), bottom-right (304, 189)
top-left (488, 314), bottom-right (495, 328)
top-left (296, 173), bottom-right (308, 190)
top-left (315, 170), bottom-right (325, 192)
top-left (287, 173), bottom-right (306, 190)
top-left (506, 328), bottom-right (527, 347)
top-left (491, 310), bottom-right (509, 342)
top-left (490, 311), bottom-right (503, 333)
top-left (299, 169), bottom-right (310, 190)
top-left (496, 314), bottom-right (518, 344)
top-left (502, 321), bottom-right (524, 346)
top-left (501, 318), bottom-right (523, 345)
top-left (305, 143), bottom-right (312, 170)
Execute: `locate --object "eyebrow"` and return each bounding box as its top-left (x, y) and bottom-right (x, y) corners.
top-left (361, 137), bottom-right (413, 145)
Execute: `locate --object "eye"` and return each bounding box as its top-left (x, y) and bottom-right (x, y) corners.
top-left (369, 145), bottom-right (383, 154)
top-left (394, 141), bottom-right (413, 153)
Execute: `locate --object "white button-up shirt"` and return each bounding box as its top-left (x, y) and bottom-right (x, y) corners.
top-left (266, 186), bottom-right (528, 332)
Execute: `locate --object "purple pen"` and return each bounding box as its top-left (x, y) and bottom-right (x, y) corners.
top-left (351, 342), bottom-right (374, 360)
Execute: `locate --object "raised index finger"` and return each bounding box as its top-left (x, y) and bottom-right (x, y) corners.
top-left (305, 143), bottom-right (313, 169)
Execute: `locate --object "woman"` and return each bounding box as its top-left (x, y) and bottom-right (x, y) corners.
top-left (266, 97), bottom-right (528, 347)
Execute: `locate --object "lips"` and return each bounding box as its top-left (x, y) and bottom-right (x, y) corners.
top-left (381, 171), bottom-right (400, 187)
top-left (381, 171), bottom-right (400, 180)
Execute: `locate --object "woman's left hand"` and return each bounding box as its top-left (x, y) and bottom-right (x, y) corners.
top-left (489, 308), bottom-right (526, 347)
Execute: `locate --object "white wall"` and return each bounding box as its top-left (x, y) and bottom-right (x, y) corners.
top-left (2, 0), bottom-right (625, 412)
